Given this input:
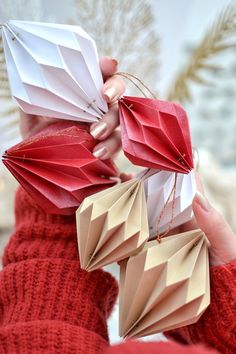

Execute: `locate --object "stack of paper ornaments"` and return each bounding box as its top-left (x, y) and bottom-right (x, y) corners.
top-left (1, 20), bottom-right (210, 338)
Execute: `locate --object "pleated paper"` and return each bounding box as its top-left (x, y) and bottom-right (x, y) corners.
top-left (119, 96), bottom-right (194, 173)
top-left (142, 170), bottom-right (196, 238)
top-left (76, 179), bottom-right (149, 271)
top-left (2, 20), bottom-right (107, 122)
top-left (2, 121), bottom-right (118, 215)
top-left (119, 229), bottom-right (210, 337)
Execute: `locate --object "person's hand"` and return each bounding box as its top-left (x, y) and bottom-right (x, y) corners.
top-left (20, 56), bottom-right (125, 160)
top-left (89, 57), bottom-right (125, 160)
top-left (169, 172), bottom-right (236, 267)
top-left (193, 191), bottom-right (236, 267)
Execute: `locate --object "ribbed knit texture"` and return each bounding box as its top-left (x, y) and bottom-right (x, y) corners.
top-left (105, 341), bottom-right (219, 354)
top-left (0, 187), bottom-right (235, 353)
top-left (0, 187), bottom-right (117, 353)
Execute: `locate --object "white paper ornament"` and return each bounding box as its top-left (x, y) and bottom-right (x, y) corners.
top-left (1, 20), bottom-right (107, 122)
top-left (139, 169), bottom-right (196, 238)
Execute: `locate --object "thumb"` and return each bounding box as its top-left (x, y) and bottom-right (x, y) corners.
top-left (193, 191), bottom-right (236, 266)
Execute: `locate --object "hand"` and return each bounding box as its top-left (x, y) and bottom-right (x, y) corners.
top-left (170, 172), bottom-right (236, 267)
top-left (19, 56), bottom-right (125, 160)
top-left (90, 57), bottom-right (125, 159)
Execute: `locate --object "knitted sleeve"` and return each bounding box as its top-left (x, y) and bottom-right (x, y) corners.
top-left (0, 187), bottom-right (118, 354)
top-left (165, 259), bottom-right (236, 354)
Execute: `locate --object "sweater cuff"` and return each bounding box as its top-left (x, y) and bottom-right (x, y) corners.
top-left (0, 258), bottom-right (118, 342)
top-left (0, 321), bottom-right (109, 354)
top-left (104, 340), bottom-right (219, 354)
top-left (3, 187), bottom-right (78, 266)
top-left (1, 186), bottom-right (119, 343)
top-left (166, 259), bottom-right (236, 353)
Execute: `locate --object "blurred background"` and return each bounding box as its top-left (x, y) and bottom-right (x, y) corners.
top-left (0, 0), bottom-right (236, 343)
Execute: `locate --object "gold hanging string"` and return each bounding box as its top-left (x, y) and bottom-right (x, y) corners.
top-left (139, 168), bottom-right (160, 181)
top-left (115, 72), bottom-right (157, 99)
top-left (139, 168), bottom-right (152, 181)
top-left (156, 172), bottom-right (178, 243)
top-left (118, 97), bottom-right (135, 111)
top-left (116, 72), bottom-right (148, 98)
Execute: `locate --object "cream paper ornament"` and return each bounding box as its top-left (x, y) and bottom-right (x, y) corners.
top-left (1, 20), bottom-right (107, 122)
top-left (119, 229), bottom-right (210, 338)
top-left (76, 179), bottom-right (149, 271)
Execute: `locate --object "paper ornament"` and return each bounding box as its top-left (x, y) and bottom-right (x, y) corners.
top-left (119, 229), bottom-right (210, 338)
top-left (1, 20), bottom-right (107, 122)
top-left (119, 96), bottom-right (194, 173)
top-left (140, 169), bottom-right (196, 238)
top-left (2, 121), bottom-right (118, 215)
top-left (76, 179), bottom-right (149, 271)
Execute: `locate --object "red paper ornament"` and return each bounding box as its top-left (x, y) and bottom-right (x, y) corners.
top-left (119, 96), bottom-right (194, 173)
top-left (2, 121), bottom-right (118, 215)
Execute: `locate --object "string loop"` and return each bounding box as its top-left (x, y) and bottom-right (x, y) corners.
top-left (156, 172), bottom-right (178, 243)
top-left (115, 72), bottom-right (157, 99)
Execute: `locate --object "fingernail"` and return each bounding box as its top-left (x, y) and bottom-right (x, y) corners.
top-left (194, 191), bottom-right (211, 212)
top-left (103, 86), bottom-right (117, 102)
top-left (90, 122), bottom-right (107, 139)
top-left (93, 146), bottom-right (107, 158)
top-left (112, 58), bottom-right (118, 66)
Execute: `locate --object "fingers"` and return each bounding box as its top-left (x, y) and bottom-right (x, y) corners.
top-left (20, 110), bottom-right (61, 138)
top-left (90, 72), bottom-right (125, 154)
top-left (89, 75), bottom-right (125, 141)
top-left (93, 130), bottom-right (121, 160)
top-left (19, 110), bottom-right (39, 138)
top-left (193, 191), bottom-right (236, 266)
top-left (90, 56), bottom-right (125, 161)
top-left (99, 56), bottom-right (125, 104)
top-left (120, 173), bottom-right (133, 182)
top-left (90, 103), bottom-right (120, 140)
top-left (102, 76), bottom-right (125, 104)
top-left (99, 56), bottom-right (118, 80)
top-left (90, 56), bottom-right (125, 159)
top-left (194, 170), bottom-right (204, 194)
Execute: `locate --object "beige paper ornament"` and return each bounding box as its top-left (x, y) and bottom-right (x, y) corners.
top-left (76, 179), bottom-right (149, 271)
top-left (119, 229), bottom-right (210, 338)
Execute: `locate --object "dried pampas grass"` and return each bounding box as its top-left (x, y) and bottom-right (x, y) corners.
top-left (167, 5), bottom-right (236, 103)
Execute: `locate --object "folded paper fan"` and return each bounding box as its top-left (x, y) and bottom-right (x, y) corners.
top-left (1, 20), bottom-right (107, 122)
top-left (76, 179), bottom-right (149, 271)
top-left (119, 229), bottom-right (210, 338)
top-left (2, 121), bottom-right (118, 215)
top-left (140, 169), bottom-right (196, 238)
top-left (119, 96), bottom-right (194, 173)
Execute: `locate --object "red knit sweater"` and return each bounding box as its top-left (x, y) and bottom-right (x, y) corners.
top-left (0, 187), bottom-right (235, 354)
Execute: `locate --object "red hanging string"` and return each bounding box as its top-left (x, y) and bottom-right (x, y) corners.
top-left (156, 172), bottom-right (178, 243)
